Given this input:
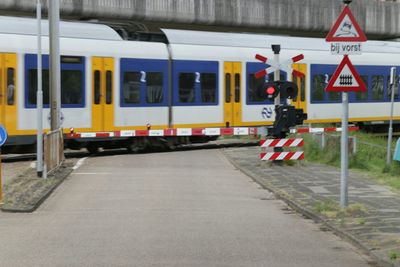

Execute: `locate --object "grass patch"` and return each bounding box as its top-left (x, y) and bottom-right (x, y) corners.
top-left (355, 218), bottom-right (366, 225)
top-left (388, 250), bottom-right (399, 261)
top-left (300, 131), bottom-right (400, 190)
top-left (315, 199), bottom-right (340, 218)
top-left (315, 199), bottom-right (368, 219)
top-left (345, 203), bottom-right (367, 216)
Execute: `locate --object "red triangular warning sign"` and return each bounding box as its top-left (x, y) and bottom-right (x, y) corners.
top-left (325, 55), bottom-right (367, 92)
top-left (326, 6), bottom-right (367, 42)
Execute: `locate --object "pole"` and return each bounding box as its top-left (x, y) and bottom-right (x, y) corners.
top-left (271, 45), bottom-right (284, 163)
top-left (386, 67), bottom-right (396, 165)
top-left (340, 92), bottom-right (349, 208)
top-left (272, 45), bottom-right (281, 105)
top-left (36, 0), bottom-right (43, 177)
top-left (49, 0), bottom-right (61, 130)
top-left (0, 149), bottom-right (2, 205)
top-left (339, 0), bottom-right (353, 209)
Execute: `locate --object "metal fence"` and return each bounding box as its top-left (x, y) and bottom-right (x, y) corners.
top-left (44, 129), bottom-right (64, 175)
top-left (312, 133), bottom-right (398, 162)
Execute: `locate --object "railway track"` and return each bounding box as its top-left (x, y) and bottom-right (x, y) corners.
top-left (2, 139), bottom-right (259, 163)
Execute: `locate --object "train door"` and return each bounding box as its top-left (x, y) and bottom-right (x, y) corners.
top-left (92, 57), bottom-right (114, 132)
top-left (0, 54), bottom-right (17, 129)
top-left (223, 62), bottom-right (242, 127)
top-left (291, 63), bottom-right (307, 113)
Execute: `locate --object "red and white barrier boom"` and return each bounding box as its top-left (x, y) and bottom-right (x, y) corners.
top-left (66, 127), bottom-right (258, 139)
top-left (290, 126), bottom-right (359, 134)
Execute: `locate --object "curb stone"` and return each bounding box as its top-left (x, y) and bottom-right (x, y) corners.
top-left (223, 149), bottom-right (398, 267)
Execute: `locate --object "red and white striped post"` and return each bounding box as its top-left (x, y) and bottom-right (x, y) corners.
top-left (260, 138), bottom-right (304, 161)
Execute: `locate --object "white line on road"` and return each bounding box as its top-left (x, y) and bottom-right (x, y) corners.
top-left (73, 172), bottom-right (113, 175)
top-left (72, 157), bottom-right (88, 170)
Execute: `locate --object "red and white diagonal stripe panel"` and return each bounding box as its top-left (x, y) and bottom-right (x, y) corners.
top-left (260, 152), bottom-right (304, 161)
top-left (260, 138), bottom-right (304, 148)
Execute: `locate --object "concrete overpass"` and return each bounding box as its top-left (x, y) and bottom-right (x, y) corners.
top-left (0, 0), bottom-right (399, 40)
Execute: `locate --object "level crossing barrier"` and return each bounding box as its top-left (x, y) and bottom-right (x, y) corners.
top-left (260, 138), bottom-right (304, 161)
top-left (259, 126), bottom-right (359, 161)
top-left (67, 126), bottom-right (359, 139)
top-left (290, 126), bottom-right (359, 134)
top-left (67, 127), bottom-right (258, 139)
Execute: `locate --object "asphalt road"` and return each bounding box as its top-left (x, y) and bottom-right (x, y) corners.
top-left (0, 149), bottom-right (372, 267)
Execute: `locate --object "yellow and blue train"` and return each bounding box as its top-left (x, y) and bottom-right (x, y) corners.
top-left (0, 16), bottom-right (399, 152)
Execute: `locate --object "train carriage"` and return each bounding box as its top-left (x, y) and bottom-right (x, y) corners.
top-left (0, 16), bottom-right (399, 152)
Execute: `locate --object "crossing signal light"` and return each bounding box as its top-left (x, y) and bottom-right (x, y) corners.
top-left (258, 81), bottom-right (298, 101)
top-left (280, 81), bottom-right (298, 100)
top-left (266, 86), bottom-right (276, 96)
top-left (259, 82), bottom-right (279, 100)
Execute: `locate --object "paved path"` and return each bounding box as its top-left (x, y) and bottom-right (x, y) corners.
top-left (0, 150), bottom-right (371, 266)
top-left (224, 146), bottom-right (400, 267)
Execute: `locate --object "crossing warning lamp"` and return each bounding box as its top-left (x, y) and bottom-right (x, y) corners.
top-left (259, 81), bottom-right (299, 101)
top-left (263, 82), bottom-right (280, 99)
top-left (280, 81), bottom-right (298, 100)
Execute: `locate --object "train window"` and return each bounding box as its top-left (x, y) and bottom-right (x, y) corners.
top-left (324, 74), bottom-right (340, 102)
top-left (386, 76), bottom-right (399, 100)
top-left (225, 73), bottom-right (231, 103)
top-left (328, 91), bottom-right (340, 102)
top-left (355, 75), bottom-right (368, 101)
top-left (234, 74), bottom-right (240, 103)
top-left (106, 71), bottom-right (112, 105)
top-left (7, 68), bottom-right (15, 105)
top-left (94, 70), bottom-right (101, 104)
top-left (123, 72), bottom-right (141, 104)
top-left (146, 72), bottom-right (163, 104)
top-left (372, 75), bottom-right (384, 101)
top-left (312, 75), bottom-right (325, 102)
top-left (200, 73), bottom-right (216, 103)
top-left (248, 74), bottom-right (265, 103)
top-left (61, 70), bottom-right (83, 105)
top-left (178, 73), bottom-right (195, 103)
top-left (27, 69), bottom-right (50, 105)
top-left (25, 54), bottom-right (85, 108)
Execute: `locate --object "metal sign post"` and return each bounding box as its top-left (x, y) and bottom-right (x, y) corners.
top-left (387, 67), bottom-right (397, 165)
top-left (37, 0), bottom-right (43, 177)
top-left (0, 148), bottom-right (2, 205)
top-left (0, 125), bottom-right (8, 205)
top-left (340, 92), bottom-right (349, 207)
top-left (326, 0), bottom-right (367, 208)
